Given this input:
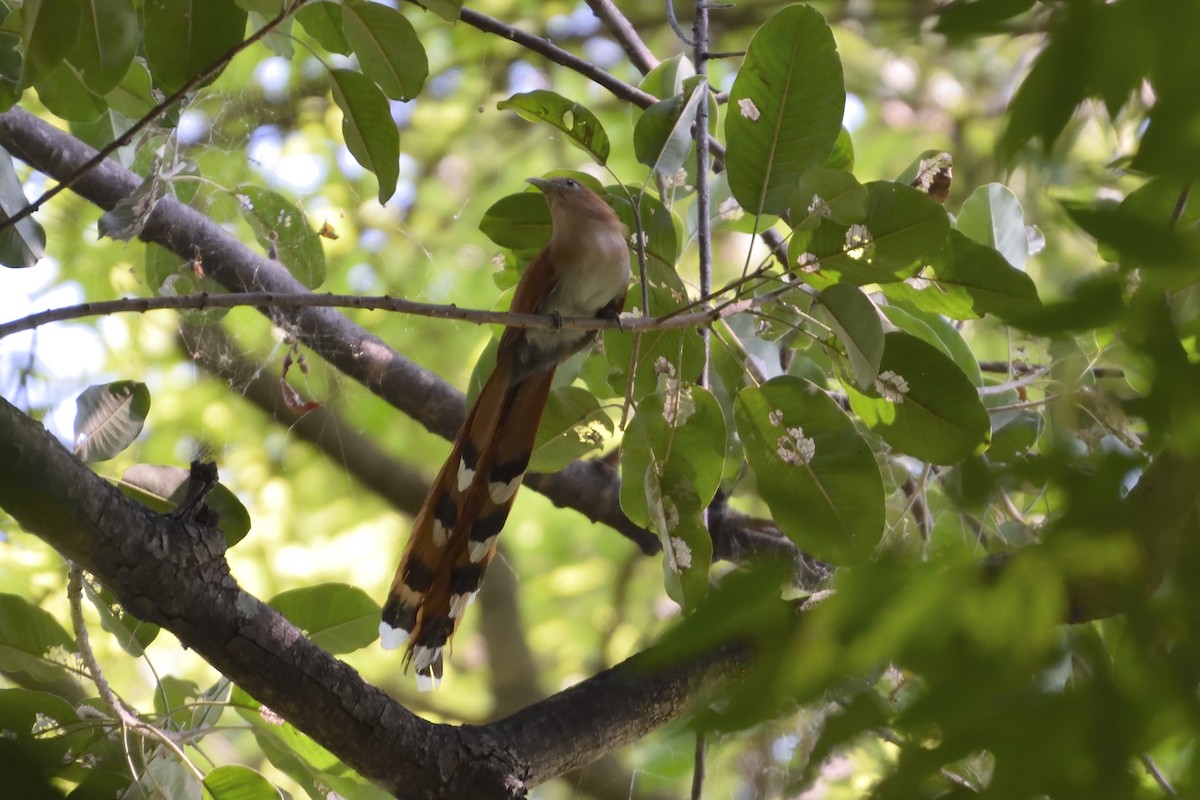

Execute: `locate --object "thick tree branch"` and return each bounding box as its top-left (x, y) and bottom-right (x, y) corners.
top-left (0, 395), bottom-right (752, 798)
top-left (0, 106), bottom-right (659, 556)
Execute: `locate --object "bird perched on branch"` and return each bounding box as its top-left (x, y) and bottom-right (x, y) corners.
top-left (379, 176), bottom-right (631, 689)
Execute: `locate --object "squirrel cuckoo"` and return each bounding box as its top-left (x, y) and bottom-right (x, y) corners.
top-left (379, 176), bottom-right (631, 689)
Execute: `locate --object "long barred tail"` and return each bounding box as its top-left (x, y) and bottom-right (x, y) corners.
top-left (379, 356), bottom-right (554, 690)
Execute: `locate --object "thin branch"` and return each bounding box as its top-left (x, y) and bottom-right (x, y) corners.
top-left (0, 0), bottom-right (313, 235)
top-left (584, 0), bottom-right (660, 73)
top-left (691, 730), bottom-right (706, 800)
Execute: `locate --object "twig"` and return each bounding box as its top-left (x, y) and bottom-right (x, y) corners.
top-left (691, 730), bottom-right (706, 800)
top-left (0, 0), bottom-right (313, 235)
top-left (66, 568), bottom-right (205, 784)
top-left (1141, 753), bottom-right (1178, 797)
top-left (693, 0), bottom-right (713, 389)
top-left (666, 0), bottom-right (696, 45)
top-left (584, 0), bottom-right (659, 73)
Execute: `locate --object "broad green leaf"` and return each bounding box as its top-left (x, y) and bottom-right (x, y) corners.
top-left (478, 190), bottom-right (552, 251)
top-left (793, 181), bottom-right (950, 287)
top-left (882, 304), bottom-right (983, 385)
top-left (1133, 91), bottom-right (1200, 179)
top-left (330, 68), bottom-right (399, 203)
top-left (620, 384), bottom-right (726, 529)
top-left (725, 4), bottom-right (845, 215)
top-left (105, 60), bottom-right (156, 119)
top-left (0, 595), bottom-right (75, 683)
top-left (644, 462), bottom-right (712, 608)
top-left (129, 757), bottom-right (202, 800)
top-left (295, 1), bottom-right (350, 55)
top-left (845, 332), bottom-right (990, 464)
top-left (957, 183), bottom-right (1030, 268)
top-left (530, 386), bottom-right (615, 472)
top-left (789, 167), bottom-right (867, 231)
top-left (607, 188), bottom-right (681, 274)
top-left (409, 0), bottom-right (461, 24)
top-left (35, 60), bottom-right (106, 122)
top-left (604, 282), bottom-right (705, 401)
top-left (154, 675), bottom-right (228, 732)
top-left (498, 90), bottom-right (611, 165)
top-left (143, 0), bottom-right (248, 93)
top-left (736, 376), bottom-right (884, 564)
top-left (634, 76), bottom-right (706, 180)
top-left (231, 686), bottom-right (342, 773)
top-left (0, 689), bottom-right (83, 772)
top-left (68, 0), bottom-right (136, 95)
top-left (342, 3), bottom-right (427, 101)
top-left (0, 146), bottom-right (46, 268)
top-left (235, 185), bottom-right (326, 288)
top-left (119, 463), bottom-right (253, 547)
top-left (268, 584), bottom-right (380, 654)
top-left (639, 53), bottom-right (695, 99)
top-left (816, 283), bottom-right (883, 389)
top-left (622, 385), bottom-right (723, 608)
top-left (822, 126), bottom-right (855, 172)
top-left (82, 579), bottom-right (159, 656)
top-left (935, 0), bottom-right (1035, 37)
top-left (19, 0), bottom-right (82, 88)
top-left (882, 230), bottom-right (1040, 322)
top-left (204, 766), bottom-right (281, 800)
top-left (73, 380), bottom-right (150, 462)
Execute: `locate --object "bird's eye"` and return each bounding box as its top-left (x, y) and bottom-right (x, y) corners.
top-left (563, 178), bottom-right (579, 189)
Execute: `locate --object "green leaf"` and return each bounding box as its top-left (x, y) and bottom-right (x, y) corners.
top-left (530, 386), bottom-right (615, 472)
top-left (119, 463), bottom-right (253, 547)
top-left (143, 0), bottom-right (248, 93)
top-left (845, 332), bottom-right (990, 464)
top-left (607, 188), bottom-right (681, 274)
top-left (724, 4), bottom-right (845, 215)
top-left (0, 595), bottom-right (75, 683)
top-left (622, 384), bottom-right (723, 607)
top-left (957, 183), bottom-right (1030, 269)
top-left (204, 766), bottom-right (281, 800)
top-left (35, 60), bottom-right (106, 122)
top-left (295, 1), bottom-right (350, 55)
top-left (19, 0), bottom-right (82, 89)
top-left (104, 60), bottom-right (156, 120)
top-left (478, 190), bottom-right (552, 251)
top-left (498, 90), bottom-right (611, 165)
top-left (620, 384), bottom-right (726, 528)
top-left (0, 146), bottom-right (46, 268)
top-left (793, 181), bottom-right (950, 287)
top-left (409, 0), bottom-right (461, 24)
top-left (268, 584), bottom-right (380, 654)
top-left (73, 380), bottom-right (150, 462)
top-left (154, 675), bottom-right (229, 733)
top-left (882, 229), bottom-right (1041, 322)
top-left (342, 3), bottom-right (427, 101)
top-left (98, 170), bottom-right (169, 241)
top-left (143, 242), bottom-right (229, 321)
top-left (789, 167), bottom-right (867, 231)
top-left (330, 67), bottom-right (399, 204)
top-left (0, 688), bottom-right (83, 772)
top-left (68, 0), bottom-right (136, 95)
top-left (231, 686), bottom-right (342, 773)
top-left (935, 0), bottom-right (1035, 37)
top-left (644, 462), bottom-right (712, 608)
top-left (82, 579), bottom-right (159, 657)
top-left (604, 281), bottom-right (705, 401)
top-left (822, 126), bottom-right (855, 172)
top-left (634, 77), bottom-right (706, 180)
top-left (816, 283), bottom-right (883, 389)
top-left (235, 185), bottom-right (326, 288)
top-left (736, 376), bottom-right (884, 564)
top-left (883, 303), bottom-right (983, 386)
top-left (639, 53), bottom-right (695, 99)
top-left (129, 757), bottom-right (202, 800)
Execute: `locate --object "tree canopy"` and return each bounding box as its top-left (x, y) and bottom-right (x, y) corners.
top-left (1, 0), bottom-right (1199, 798)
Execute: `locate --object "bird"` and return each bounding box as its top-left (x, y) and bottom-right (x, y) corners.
top-left (379, 176), bottom-right (632, 689)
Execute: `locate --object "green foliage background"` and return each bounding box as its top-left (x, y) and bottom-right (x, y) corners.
top-left (1, 0), bottom-right (1199, 798)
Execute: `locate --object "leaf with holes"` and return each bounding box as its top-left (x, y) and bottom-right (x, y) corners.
top-left (0, 594), bottom-right (76, 683)
top-left (73, 380), bottom-right (150, 462)
top-left (845, 331), bottom-right (990, 464)
top-left (725, 4), bottom-right (845, 215)
top-left (531, 386), bottom-right (615, 472)
top-left (498, 90), bottom-right (611, 165)
top-left (736, 376), bottom-right (883, 564)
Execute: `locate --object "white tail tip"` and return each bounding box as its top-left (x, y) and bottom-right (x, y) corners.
top-left (378, 621), bottom-right (411, 650)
